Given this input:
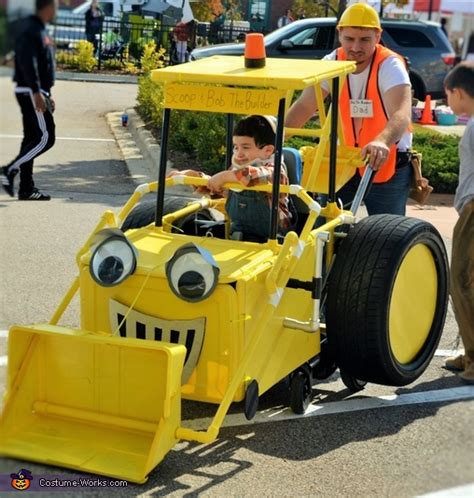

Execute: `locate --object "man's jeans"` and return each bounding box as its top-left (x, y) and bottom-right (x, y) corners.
top-left (337, 162), bottom-right (412, 215)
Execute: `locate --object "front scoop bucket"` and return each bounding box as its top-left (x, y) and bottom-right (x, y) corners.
top-left (0, 325), bottom-right (186, 483)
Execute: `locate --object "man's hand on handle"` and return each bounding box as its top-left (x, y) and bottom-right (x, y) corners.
top-left (361, 140), bottom-right (391, 171)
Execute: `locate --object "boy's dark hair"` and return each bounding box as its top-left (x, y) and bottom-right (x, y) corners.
top-left (233, 115), bottom-right (275, 147)
top-left (36, 0), bottom-right (55, 12)
top-left (444, 62), bottom-right (474, 98)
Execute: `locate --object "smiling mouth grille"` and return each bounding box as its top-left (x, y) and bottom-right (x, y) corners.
top-left (109, 299), bottom-right (205, 384)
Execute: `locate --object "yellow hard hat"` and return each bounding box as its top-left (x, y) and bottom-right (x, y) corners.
top-left (337, 3), bottom-right (381, 30)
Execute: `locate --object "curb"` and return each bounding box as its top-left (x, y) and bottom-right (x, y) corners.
top-left (0, 66), bottom-right (138, 84)
top-left (125, 108), bottom-right (162, 178)
top-left (57, 71), bottom-right (138, 84)
top-left (106, 110), bottom-right (155, 186)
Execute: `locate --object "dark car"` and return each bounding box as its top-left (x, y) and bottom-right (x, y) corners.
top-left (191, 17), bottom-right (456, 100)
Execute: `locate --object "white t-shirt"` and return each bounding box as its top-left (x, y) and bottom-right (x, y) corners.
top-left (322, 50), bottom-right (412, 150)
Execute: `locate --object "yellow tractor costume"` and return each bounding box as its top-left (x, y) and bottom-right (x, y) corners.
top-left (0, 56), bottom-right (448, 483)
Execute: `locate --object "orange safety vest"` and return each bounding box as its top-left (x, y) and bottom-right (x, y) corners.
top-left (336, 45), bottom-right (411, 183)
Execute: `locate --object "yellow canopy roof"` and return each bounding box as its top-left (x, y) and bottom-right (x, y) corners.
top-left (151, 56), bottom-right (356, 90)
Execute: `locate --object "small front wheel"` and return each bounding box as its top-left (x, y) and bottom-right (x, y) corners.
top-left (340, 369), bottom-right (367, 393)
top-left (289, 371), bottom-right (312, 415)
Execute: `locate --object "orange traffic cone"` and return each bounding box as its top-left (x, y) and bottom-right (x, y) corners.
top-left (419, 94), bottom-right (436, 125)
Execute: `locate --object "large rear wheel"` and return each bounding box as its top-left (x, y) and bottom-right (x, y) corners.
top-left (326, 215), bottom-right (448, 386)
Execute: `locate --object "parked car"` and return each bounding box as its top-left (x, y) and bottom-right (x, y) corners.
top-left (191, 17), bottom-right (456, 100)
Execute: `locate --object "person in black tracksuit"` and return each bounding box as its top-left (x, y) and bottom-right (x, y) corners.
top-left (2, 0), bottom-right (57, 201)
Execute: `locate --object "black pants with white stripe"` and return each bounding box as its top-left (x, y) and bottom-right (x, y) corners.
top-left (5, 90), bottom-right (55, 195)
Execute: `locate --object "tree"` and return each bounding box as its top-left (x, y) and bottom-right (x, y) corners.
top-left (291, 0), bottom-right (341, 19)
top-left (192, 0), bottom-right (244, 22)
top-left (192, 0), bottom-right (224, 22)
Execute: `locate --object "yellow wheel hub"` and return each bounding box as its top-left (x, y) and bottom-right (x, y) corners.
top-left (389, 243), bottom-right (437, 364)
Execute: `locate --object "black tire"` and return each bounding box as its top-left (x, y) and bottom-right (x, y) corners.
top-left (121, 195), bottom-right (221, 236)
top-left (340, 369), bottom-right (367, 393)
top-left (326, 215), bottom-right (448, 386)
top-left (289, 371), bottom-right (311, 415)
top-left (312, 354), bottom-right (337, 380)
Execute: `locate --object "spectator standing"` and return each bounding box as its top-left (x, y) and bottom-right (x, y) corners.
top-left (277, 9), bottom-right (294, 28)
top-left (85, 0), bottom-right (104, 53)
top-left (442, 62), bottom-right (474, 385)
top-left (172, 21), bottom-right (190, 64)
top-left (286, 2), bottom-right (413, 215)
top-left (440, 17), bottom-right (448, 38)
top-left (2, 0), bottom-right (56, 201)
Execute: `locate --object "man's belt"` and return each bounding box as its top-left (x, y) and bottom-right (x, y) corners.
top-left (396, 150), bottom-right (412, 167)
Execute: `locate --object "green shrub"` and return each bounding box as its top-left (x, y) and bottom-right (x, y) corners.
top-left (102, 58), bottom-right (123, 70)
top-left (56, 42), bottom-right (96, 71)
top-left (136, 41), bottom-right (166, 125)
top-left (140, 40), bottom-right (165, 73)
top-left (123, 61), bottom-right (140, 75)
top-left (76, 40), bottom-right (97, 72)
top-left (169, 112), bottom-right (226, 172)
top-left (55, 50), bottom-right (78, 67)
top-left (129, 36), bottom-right (162, 63)
top-left (285, 135), bottom-right (314, 150)
top-left (137, 76), bottom-right (164, 125)
top-left (412, 131), bottom-right (459, 194)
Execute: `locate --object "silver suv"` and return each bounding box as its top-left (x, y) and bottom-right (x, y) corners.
top-left (191, 18), bottom-right (456, 100)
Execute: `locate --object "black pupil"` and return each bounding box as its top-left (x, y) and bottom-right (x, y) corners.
top-left (98, 256), bottom-right (124, 284)
top-left (178, 271), bottom-right (205, 298)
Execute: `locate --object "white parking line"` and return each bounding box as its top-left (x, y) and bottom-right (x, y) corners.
top-left (0, 134), bottom-right (114, 143)
top-left (418, 483), bottom-right (474, 497)
top-left (184, 386), bottom-right (474, 431)
top-left (435, 349), bottom-right (462, 357)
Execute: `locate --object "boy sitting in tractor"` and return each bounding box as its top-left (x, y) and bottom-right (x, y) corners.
top-left (168, 115), bottom-right (292, 241)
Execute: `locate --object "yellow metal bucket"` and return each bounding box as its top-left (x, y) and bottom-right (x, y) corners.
top-left (0, 325), bottom-right (186, 484)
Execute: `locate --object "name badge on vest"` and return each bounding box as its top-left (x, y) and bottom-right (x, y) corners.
top-left (350, 99), bottom-right (374, 118)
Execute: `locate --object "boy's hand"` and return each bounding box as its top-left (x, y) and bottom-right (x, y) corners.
top-left (167, 169), bottom-right (211, 193)
top-left (167, 169), bottom-right (204, 178)
top-left (208, 170), bottom-right (236, 194)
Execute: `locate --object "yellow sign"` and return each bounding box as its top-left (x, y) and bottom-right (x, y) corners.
top-left (164, 84), bottom-right (286, 114)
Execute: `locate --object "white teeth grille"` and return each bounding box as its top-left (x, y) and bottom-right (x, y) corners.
top-left (109, 299), bottom-right (205, 384)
